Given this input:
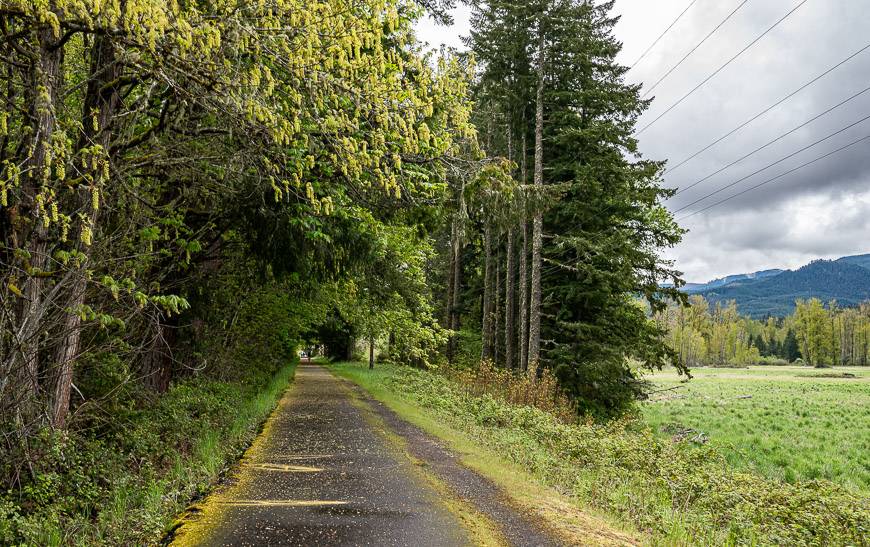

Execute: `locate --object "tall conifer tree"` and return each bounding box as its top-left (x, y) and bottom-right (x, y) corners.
top-left (471, 0), bottom-right (685, 412)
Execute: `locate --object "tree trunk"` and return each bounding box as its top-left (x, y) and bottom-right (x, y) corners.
top-left (449, 227), bottom-right (462, 362)
top-left (447, 219), bottom-right (462, 362)
top-left (51, 35), bottom-right (121, 428)
top-left (445, 222), bottom-right (456, 329)
top-left (528, 34), bottom-right (545, 372)
top-left (141, 316), bottom-right (177, 393)
top-left (481, 224), bottom-right (494, 360)
top-left (494, 256), bottom-right (501, 365)
top-left (505, 229), bottom-right (516, 369)
top-left (12, 24), bottom-right (63, 422)
top-left (369, 337), bottom-right (375, 370)
top-left (346, 336), bottom-right (355, 361)
top-left (518, 132), bottom-right (529, 371)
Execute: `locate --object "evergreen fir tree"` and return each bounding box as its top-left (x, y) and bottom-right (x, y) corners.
top-left (784, 329), bottom-right (801, 362)
top-left (470, 0), bottom-right (685, 413)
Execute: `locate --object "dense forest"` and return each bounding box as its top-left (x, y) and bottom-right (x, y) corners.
top-left (0, 0), bottom-right (688, 541)
top-left (657, 295), bottom-right (870, 368)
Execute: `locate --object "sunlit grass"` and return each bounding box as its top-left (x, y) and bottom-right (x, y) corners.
top-left (640, 365), bottom-right (870, 492)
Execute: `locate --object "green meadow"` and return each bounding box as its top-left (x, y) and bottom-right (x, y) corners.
top-left (641, 365), bottom-right (870, 493)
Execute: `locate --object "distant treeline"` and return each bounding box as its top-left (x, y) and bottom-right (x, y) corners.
top-left (655, 296), bottom-right (870, 368)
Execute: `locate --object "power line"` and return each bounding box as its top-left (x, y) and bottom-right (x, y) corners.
top-left (679, 133), bottom-right (870, 220)
top-left (672, 83), bottom-right (870, 198)
top-left (665, 41), bottom-right (870, 176)
top-left (637, 0), bottom-right (811, 136)
top-left (629, 0), bottom-right (700, 71)
top-left (673, 111), bottom-right (870, 214)
top-left (641, 0), bottom-right (748, 97)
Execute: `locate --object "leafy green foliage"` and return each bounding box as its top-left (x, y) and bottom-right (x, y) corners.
top-left (0, 362), bottom-right (297, 546)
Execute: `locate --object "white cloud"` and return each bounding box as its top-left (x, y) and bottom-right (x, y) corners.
top-left (414, 5), bottom-right (472, 52)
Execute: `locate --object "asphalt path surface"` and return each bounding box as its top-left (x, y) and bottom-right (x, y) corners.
top-left (171, 363), bottom-right (563, 546)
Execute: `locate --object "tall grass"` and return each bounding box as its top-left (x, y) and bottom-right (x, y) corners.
top-left (642, 366), bottom-right (869, 491)
top-left (443, 360), bottom-right (577, 423)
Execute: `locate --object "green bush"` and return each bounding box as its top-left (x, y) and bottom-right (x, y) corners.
top-left (0, 360), bottom-right (296, 546)
top-left (757, 356), bottom-right (791, 366)
top-left (374, 365), bottom-right (869, 545)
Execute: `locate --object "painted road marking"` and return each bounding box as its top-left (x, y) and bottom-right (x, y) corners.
top-left (216, 500), bottom-right (347, 507)
top-left (271, 454), bottom-right (334, 460)
top-left (246, 463), bottom-right (323, 473)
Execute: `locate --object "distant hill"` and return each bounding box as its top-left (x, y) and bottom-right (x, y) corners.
top-left (837, 253), bottom-right (870, 270)
top-left (684, 269), bottom-right (784, 294)
top-left (685, 253), bottom-right (870, 318)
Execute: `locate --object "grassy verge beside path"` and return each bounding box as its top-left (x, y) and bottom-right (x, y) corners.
top-left (0, 360), bottom-right (298, 546)
top-left (330, 362), bottom-right (644, 546)
top-left (331, 362), bottom-right (869, 546)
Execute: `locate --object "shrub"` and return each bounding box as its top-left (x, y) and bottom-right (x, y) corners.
top-left (0, 355), bottom-right (297, 545)
top-left (757, 356), bottom-right (790, 366)
top-left (443, 360), bottom-right (577, 423)
top-left (379, 365), bottom-right (869, 545)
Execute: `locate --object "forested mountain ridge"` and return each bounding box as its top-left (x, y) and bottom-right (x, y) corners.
top-left (695, 258), bottom-right (870, 318)
top-left (837, 253), bottom-right (870, 270)
top-left (684, 269), bottom-right (784, 293)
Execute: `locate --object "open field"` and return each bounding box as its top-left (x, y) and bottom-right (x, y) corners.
top-left (641, 365), bottom-right (870, 493)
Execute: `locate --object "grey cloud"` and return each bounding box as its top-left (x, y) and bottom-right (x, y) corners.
top-left (418, 1), bottom-right (870, 281)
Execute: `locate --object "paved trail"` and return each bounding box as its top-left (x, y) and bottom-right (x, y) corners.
top-left (170, 363), bottom-right (562, 546)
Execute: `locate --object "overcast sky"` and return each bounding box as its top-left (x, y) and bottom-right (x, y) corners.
top-left (416, 1), bottom-right (870, 282)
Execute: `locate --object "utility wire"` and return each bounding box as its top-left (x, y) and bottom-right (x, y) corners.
top-left (637, 0), bottom-right (811, 136)
top-left (673, 83), bottom-right (870, 198)
top-left (679, 133), bottom-right (870, 220)
top-left (629, 0), bottom-right (700, 70)
top-left (673, 111), bottom-right (870, 213)
top-left (641, 0), bottom-right (748, 97)
top-left (665, 41), bottom-right (870, 176)
top-left (544, 42), bottom-right (866, 267)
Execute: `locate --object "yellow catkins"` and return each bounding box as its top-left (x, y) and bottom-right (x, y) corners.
top-left (0, 0), bottom-right (477, 300)
top-left (60, 216), bottom-right (69, 242)
top-left (55, 158), bottom-right (65, 181)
